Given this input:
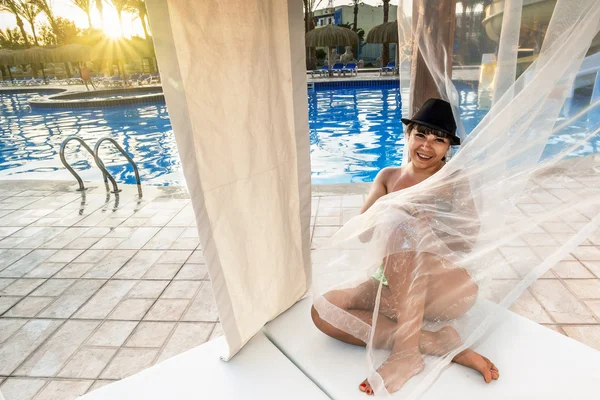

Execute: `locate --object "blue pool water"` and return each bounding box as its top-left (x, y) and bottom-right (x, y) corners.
top-left (0, 83), bottom-right (598, 185)
top-left (0, 91), bottom-right (177, 184)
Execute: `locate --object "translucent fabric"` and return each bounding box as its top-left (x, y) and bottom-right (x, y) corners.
top-left (146, 0), bottom-right (312, 360)
top-left (312, 0), bottom-right (600, 398)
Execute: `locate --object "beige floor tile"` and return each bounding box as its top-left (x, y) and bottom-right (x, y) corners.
top-left (182, 283), bottom-right (219, 322)
top-left (313, 226), bottom-right (339, 238)
top-left (174, 263), bottom-right (207, 280)
top-left (24, 263), bottom-right (66, 278)
top-left (572, 246), bottom-right (600, 261)
top-left (57, 347), bottom-right (117, 379)
top-left (0, 318), bottom-right (27, 342)
top-left (157, 250), bottom-right (192, 264)
top-left (143, 263), bottom-right (181, 279)
top-left (530, 280), bottom-right (596, 323)
top-left (581, 261), bottom-right (600, 278)
top-left (86, 321), bottom-right (138, 347)
top-left (0, 278), bottom-right (46, 296)
top-left (113, 250), bottom-right (164, 279)
top-left (16, 320), bottom-right (99, 377)
top-left (125, 322), bottom-right (176, 348)
top-left (0, 250), bottom-right (57, 278)
top-left (583, 299), bottom-right (600, 319)
top-left (116, 227), bottom-right (161, 250)
top-left (64, 237), bottom-right (101, 250)
top-left (0, 319), bottom-right (62, 375)
top-left (3, 296), bottom-right (54, 317)
top-left (161, 281), bottom-right (201, 299)
top-left (81, 228), bottom-right (111, 238)
top-left (144, 299), bottom-right (189, 321)
top-left (126, 280), bottom-right (169, 299)
top-left (0, 378), bottom-right (46, 400)
top-left (158, 322), bottom-right (214, 362)
top-left (90, 237), bottom-right (126, 250)
top-left (551, 261), bottom-right (595, 278)
top-left (34, 379), bottom-right (93, 400)
top-left (315, 216), bottom-right (341, 226)
top-left (509, 290), bottom-right (553, 323)
top-left (169, 237), bottom-right (200, 250)
top-left (54, 263), bottom-right (95, 278)
top-left (74, 280), bottom-right (138, 319)
top-left (29, 278), bottom-right (74, 297)
top-left (87, 380), bottom-right (115, 393)
top-left (108, 298), bottom-right (154, 320)
top-left (0, 295), bottom-right (21, 313)
top-left (562, 325), bottom-right (600, 351)
top-left (143, 228), bottom-right (185, 250)
top-left (100, 348), bottom-right (158, 380)
top-left (0, 277), bottom-right (15, 291)
top-left (73, 249), bottom-right (111, 263)
top-left (82, 249), bottom-right (138, 279)
top-left (46, 249), bottom-right (85, 264)
top-left (564, 279), bottom-right (600, 299)
top-left (38, 280), bottom-right (105, 318)
top-left (209, 323), bottom-right (223, 341)
top-left (187, 250), bottom-right (205, 264)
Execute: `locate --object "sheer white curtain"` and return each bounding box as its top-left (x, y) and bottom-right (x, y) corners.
top-left (313, 0), bottom-right (600, 397)
top-left (146, 0), bottom-right (312, 360)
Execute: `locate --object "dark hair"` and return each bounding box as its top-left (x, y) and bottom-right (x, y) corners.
top-left (406, 122), bottom-right (451, 141)
top-left (407, 122), bottom-right (450, 161)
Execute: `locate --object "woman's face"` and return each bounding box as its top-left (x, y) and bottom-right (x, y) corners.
top-left (407, 129), bottom-right (451, 169)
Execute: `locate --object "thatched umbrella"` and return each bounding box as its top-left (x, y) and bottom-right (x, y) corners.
top-left (12, 47), bottom-right (54, 82)
top-left (52, 44), bottom-right (92, 63)
top-left (305, 25), bottom-right (358, 76)
top-left (0, 49), bottom-right (15, 81)
top-left (366, 20), bottom-right (401, 69)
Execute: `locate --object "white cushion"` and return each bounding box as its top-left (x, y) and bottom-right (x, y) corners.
top-left (263, 297), bottom-right (600, 399)
top-left (77, 331), bottom-right (328, 400)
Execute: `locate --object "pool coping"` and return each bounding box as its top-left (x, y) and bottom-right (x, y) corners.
top-left (27, 86), bottom-right (165, 109)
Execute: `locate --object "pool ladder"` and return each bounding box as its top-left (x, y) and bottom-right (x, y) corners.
top-left (60, 136), bottom-right (143, 198)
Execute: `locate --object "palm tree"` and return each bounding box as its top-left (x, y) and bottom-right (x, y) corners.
top-left (109, 0), bottom-right (128, 37)
top-left (19, 1), bottom-right (42, 45)
top-left (32, 0), bottom-right (58, 36)
top-left (382, 0), bottom-right (390, 66)
top-left (95, 0), bottom-right (103, 28)
top-left (351, 0), bottom-right (361, 59)
top-left (72, 0), bottom-right (93, 28)
top-left (126, 0), bottom-right (149, 39)
top-left (0, 0), bottom-right (31, 47)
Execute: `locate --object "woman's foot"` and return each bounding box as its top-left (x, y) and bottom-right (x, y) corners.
top-left (453, 349), bottom-right (499, 383)
top-left (422, 326), bottom-right (499, 383)
top-left (358, 349), bottom-right (424, 395)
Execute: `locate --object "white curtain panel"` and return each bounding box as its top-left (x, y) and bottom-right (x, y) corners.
top-left (146, 0), bottom-right (312, 360)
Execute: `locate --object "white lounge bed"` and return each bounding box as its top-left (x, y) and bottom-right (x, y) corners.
top-left (78, 298), bottom-right (600, 399)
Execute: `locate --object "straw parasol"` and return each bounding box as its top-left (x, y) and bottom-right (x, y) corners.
top-left (12, 47), bottom-right (54, 82)
top-left (305, 25), bottom-right (358, 75)
top-left (366, 20), bottom-right (402, 68)
top-left (0, 49), bottom-right (15, 81)
top-left (51, 44), bottom-right (92, 63)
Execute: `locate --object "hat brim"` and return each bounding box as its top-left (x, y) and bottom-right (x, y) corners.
top-left (401, 118), bottom-right (461, 146)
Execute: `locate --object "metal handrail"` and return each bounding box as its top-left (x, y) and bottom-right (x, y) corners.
top-left (60, 136), bottom-right (110, 192)
top-left (94, 137), bottom-right (143, 197)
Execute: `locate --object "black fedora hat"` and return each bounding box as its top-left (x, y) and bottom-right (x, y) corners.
top-left (401, 98), bottom-right (460, 145)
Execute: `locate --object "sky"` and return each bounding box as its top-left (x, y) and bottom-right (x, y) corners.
top-left (0, 0), bottom-right (146, 40)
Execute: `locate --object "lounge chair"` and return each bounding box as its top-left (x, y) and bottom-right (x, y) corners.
top-left (342, 63), bottom-right (358, 76)
top-left (309, 65), bottom-right (329, 77)
top-left (150, 73), bottom-right (161, 84)
top-left (380, 61), bottom-right (396, 75)
top-left (330, 63), bottom-right (345, 76)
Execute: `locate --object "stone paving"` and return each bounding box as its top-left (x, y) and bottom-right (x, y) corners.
top-left (0, 178), bottom-right (599, 399)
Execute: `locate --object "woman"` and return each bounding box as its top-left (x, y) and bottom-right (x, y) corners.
top-left (311, 99), bottom-right (499, 395)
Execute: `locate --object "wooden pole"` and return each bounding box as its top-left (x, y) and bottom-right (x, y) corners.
top-left (409, 0), bottom-right (456, 116)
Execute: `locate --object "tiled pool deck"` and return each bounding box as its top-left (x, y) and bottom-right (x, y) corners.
top-left (0, 178), bottom-right (599, 399)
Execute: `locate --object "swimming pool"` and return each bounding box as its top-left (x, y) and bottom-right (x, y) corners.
top-left (0, 83), bottom-right (598, 186)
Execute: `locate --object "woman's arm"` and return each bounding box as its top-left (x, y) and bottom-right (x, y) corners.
top-left (360, 168), bottom-right (390, 214)
top-left (358, 169), bottom-right (390, 243)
